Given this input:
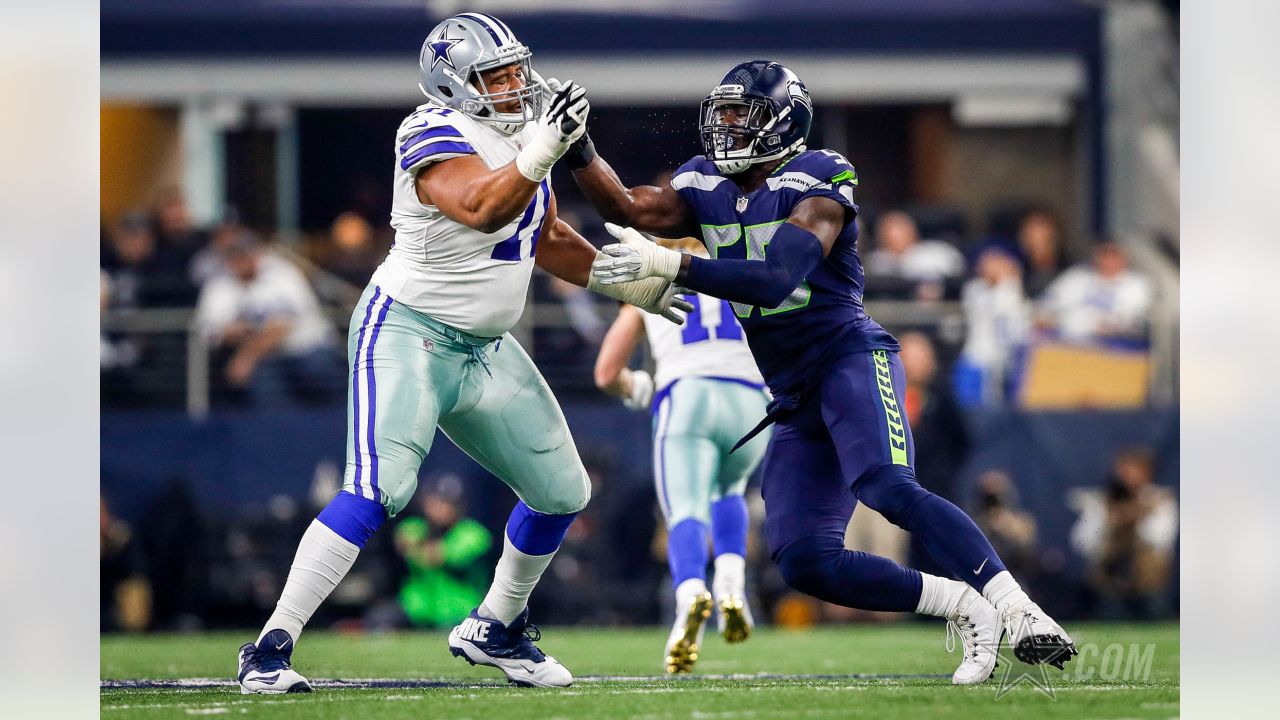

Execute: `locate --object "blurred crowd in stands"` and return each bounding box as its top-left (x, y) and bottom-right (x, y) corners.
top-left (101, 184), bottom-right (1158, 411)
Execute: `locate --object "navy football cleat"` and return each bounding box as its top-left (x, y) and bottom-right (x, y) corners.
top-left (448, 608), bottom-right (572, 687)
top-left (237, 629), bottom-right (313, 694)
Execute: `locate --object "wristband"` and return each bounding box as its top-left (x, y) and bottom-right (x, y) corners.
top-left (564, 132), bottom-right (597, 172)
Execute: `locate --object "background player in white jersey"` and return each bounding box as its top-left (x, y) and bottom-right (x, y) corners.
top-left (594, 238), bottom-right (771, 674)
top-left (236, 12), bottom-right (689, 693)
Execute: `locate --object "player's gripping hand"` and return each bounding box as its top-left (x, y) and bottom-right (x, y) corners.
top-left (538, 74), bottom-right (597, 170)
top-left (591, 223), bottom-right (684, 285)
top-left (623, 369), bottom-right (655, 410)
top-left (586, 271), bottom-right (693, 325)
top-left (515, 80), bottom-right (590, 182)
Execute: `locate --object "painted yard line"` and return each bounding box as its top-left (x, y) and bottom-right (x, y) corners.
top-left (102, 672), bottom-right (952, 691)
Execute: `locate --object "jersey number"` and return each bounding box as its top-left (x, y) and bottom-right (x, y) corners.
top-left (490, 179), bottom-right (550, 262)
top-left (680, 294), bottom-right (743, 345)
top-left (699, 221), bottom-right (812, 318)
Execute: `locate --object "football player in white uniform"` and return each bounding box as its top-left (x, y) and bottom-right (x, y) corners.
top-left (595, 237), bottom-right (771, 673)
top-left (236, 12), bottom-right (690, 693)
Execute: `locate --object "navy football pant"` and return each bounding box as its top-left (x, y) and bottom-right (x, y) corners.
top-left (762, 350), bottom-right (1006, 612)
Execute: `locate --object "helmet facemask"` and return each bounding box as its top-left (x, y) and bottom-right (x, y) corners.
top-left (462, 49), bottom-right (542, 135)
top-left (700, 93), bottom-right (795, 175)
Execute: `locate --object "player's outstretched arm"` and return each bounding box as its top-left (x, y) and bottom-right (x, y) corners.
top-left (416, 82), bottom-right (590, 233)
top-left (592, 196), bottom-right (845, 308)
top-left (592, 305), bottom-right (653, 409)
top-left (535, 190), bottom-right (693, 324)
top-left (568, 154), bottom-right (699, 239)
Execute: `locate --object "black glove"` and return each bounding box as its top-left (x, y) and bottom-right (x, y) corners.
top-left (563, 131), bottom-right (597, 171)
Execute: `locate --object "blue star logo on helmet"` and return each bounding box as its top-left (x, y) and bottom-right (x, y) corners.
top-left (428, 28), bottom-right (462, 70)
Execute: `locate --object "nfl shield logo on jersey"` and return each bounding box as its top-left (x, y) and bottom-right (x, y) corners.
top-left (736, 196), bottom-right (749, 212)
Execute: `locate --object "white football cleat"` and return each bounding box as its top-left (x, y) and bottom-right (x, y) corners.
top-left (448, 608), bottom-right (573, 688)
top-left (946, 588), bottom-right (1001, 685)
top-left (1002, 601), bottom-right (1078, 669)
top-left (237, 629), bottom-right (312, 694)
top-left (665, 591), bottom-right (713, 673)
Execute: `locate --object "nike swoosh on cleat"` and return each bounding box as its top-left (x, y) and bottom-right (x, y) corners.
top-left (275, 640), bottom-right (290, 651)
top-left (246, 673), bottom-right (280, 684)
top-left (973, 558), bottom-right (988, 574)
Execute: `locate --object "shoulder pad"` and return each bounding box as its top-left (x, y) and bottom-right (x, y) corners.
top-left (671, 155), bottom-right (728, 193)
top-left (397, 106), bottom-right (474, 173)
top-left (789, 149), bottom-right (859, 187)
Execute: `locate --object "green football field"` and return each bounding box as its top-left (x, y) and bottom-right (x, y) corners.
top-left (101, 622), bottom-right (1178, 719)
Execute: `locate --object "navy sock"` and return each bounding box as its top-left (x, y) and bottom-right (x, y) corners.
top-left (855, 464), bottom-right (1006, 588)
top-left (505, 501), bottom-right (577, 555)
top-left (710, 496), bottom-right (748, 557)
top-left (316, 491), bottom-right (386, 548)
top-left (667, 518), bottom-right (710, 586)
top-left (773, 536), bottom-right (922, 612)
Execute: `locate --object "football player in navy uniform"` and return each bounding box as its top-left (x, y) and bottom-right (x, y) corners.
top-left (568, 61), bottom-right (1076, 684)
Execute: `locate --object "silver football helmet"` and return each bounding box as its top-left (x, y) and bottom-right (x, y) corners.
top-left (418, 13), bottom-right (544, 135)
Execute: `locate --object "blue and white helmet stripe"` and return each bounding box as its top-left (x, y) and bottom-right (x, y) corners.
top-left (457, 12), bottom-right (514, 46)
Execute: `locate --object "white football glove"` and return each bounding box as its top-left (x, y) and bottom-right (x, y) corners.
top-left (514, 80), bottom-right (590, 182)
top-left (623, 369), bottom-right (655, 410)
top-left (591, 223), bottom-right (685, 285)
top-left (586, 271), bottom-right (692, 325)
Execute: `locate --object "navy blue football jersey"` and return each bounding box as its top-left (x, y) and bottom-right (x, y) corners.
top-left (671, 149), bottom-right (898, 400)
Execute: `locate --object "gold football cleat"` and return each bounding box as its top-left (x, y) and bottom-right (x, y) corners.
top-left (719, 595), bottom-right (752, 644)
top-left (664, 592), bottom-right (713, 674)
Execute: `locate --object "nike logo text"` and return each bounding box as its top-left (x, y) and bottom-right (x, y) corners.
top-left (455, 617), bottom-right (491, 642)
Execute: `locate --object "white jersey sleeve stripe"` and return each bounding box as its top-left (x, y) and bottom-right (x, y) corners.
top-left (400, 139), bottom-right (477, 172)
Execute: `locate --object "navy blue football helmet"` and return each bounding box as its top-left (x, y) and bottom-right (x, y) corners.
top-left (699, 60), bottom-right (813, 174)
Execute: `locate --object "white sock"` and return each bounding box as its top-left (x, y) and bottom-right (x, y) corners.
top-left (675, 577), bottom-right (709, 610)
top-left (712, 553), bottom-right (746, 601)
top-left (915, 573), bottom-right (970, 618)
top-left (981, 570), bottom-right (1031, 614)
top-left (257, 520), bottom-right (360, 644)
top-left (479, 534), bottom-right (556, 625)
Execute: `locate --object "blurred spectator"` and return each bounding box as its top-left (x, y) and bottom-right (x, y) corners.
top-left (1037, 242), bottom-right (1153, 344)
top-left (101, 211), bottom-right (198, 307)
top-left (1070, 446), bottom-right (1177, 619)
top-left (391, 475), bottom-right (493, 628)
top-left (972, 470), bottom-right (1039, 582)
top-left (1016, 208), bottom-right (1067, 298)
top-left (864, 211), bottom-right (965, 301)
top-left (100, 271), bottom-right (139, 373)
top-left (195, 233), bottom-right (342, 406)
top-left (102, 497), bottom-right (151, 632)
top-left (898, 332), bottom-right (972, 578)
top-left (953, 248), bottom-right (1032, 406)
top-left (140, 477), bottom-right (209, 631)
top-left (191, 223), bottom-right (297, 286)
top-left (151, 186), bottom-right (209, 266)
top-left (312, 211), bottom-right (389, 288)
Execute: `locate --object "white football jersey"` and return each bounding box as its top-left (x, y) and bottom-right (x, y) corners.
top-left (642, 292), bottom-right (764, 392)
top-left (370, 103), bottom-right (549, 337)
